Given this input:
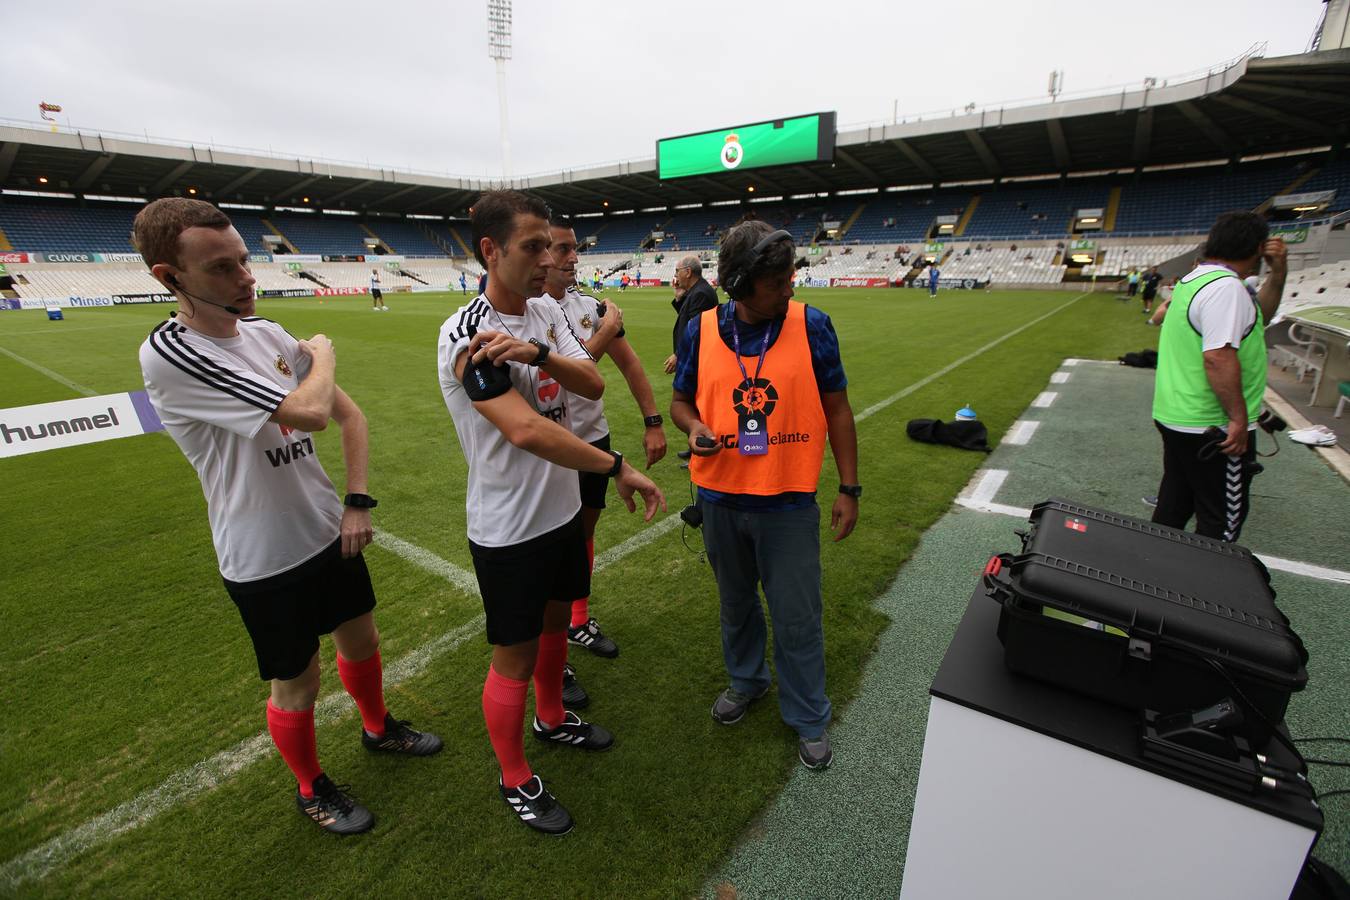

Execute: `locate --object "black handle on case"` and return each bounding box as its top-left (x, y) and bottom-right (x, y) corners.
top-left (982, 553), bottom-right (1015, 601)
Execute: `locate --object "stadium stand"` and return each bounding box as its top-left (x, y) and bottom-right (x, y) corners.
top-left (1295, 158), bottom-right (1350, 214)
top-left (0, 203), bottom-right (137, 252)
top-left (1111, 159), bottom-right (1308, 235)
top-left (229, 213), bottom-right (278, 255)
top-left (365, 220), bottom-right (454, 256)
top-left (1080, 242), bottom-right (1201, 277)
top-left (267, 214), bottom-right (371, 255)
top-left (844, 191), bottom-right (973, 244)
top-left (587, 214), bottom-right (669, 253)
top-left (961, 182), bottom-right (1111, 240)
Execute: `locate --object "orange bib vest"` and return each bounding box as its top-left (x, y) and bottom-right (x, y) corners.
top-left (690, 301), bottom-right (827, 495)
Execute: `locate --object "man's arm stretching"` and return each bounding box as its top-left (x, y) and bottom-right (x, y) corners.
top-left (456, 350), bottom-right (615, 472)
top-left (331, 386), bottom-right (373, 557)
top-left (472, 330), bottom-right (604, 400)
top-left (610, 337), bottom-right (667, 467)
top-left (822, 390), bottom-right (859, 542)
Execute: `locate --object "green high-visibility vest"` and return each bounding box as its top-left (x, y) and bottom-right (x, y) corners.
top-left (1152, 268), bottom-right (1265, 427)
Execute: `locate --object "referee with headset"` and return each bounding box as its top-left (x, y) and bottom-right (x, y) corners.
top-left (670, 220), bottom-right (860, 770)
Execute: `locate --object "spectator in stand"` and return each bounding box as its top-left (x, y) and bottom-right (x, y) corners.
top-left (665, 255), bottom-right (719, 374)
top-left (1141, 266), bottom-right (1163, 315)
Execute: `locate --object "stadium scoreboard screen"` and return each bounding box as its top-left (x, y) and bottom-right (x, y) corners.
top-left (657, 112), bottom-right (836, 180)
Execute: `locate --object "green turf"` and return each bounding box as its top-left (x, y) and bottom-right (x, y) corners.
top-left (1, 287), bottom-right (1167, 897)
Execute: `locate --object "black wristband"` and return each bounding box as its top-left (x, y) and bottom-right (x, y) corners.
top-left (605, 450), bottom-right (624, 478)
top-left (344, 493), bottom-right (379, 509)
top-left (528, 338), bottom-right (550, 367)
top-left (644, 414), bottom-right (663, 428)
top-left (838, 484), bottom-right (862, 499)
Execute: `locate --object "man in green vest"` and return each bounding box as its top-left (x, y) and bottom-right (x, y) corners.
top-left (1151, 212), bottom-right (1286, 542)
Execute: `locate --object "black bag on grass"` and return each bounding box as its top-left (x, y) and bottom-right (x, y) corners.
top-left (1119, 348), bottom-right (1158, 368)
top-left (906, 418), bottom-right (992, 453)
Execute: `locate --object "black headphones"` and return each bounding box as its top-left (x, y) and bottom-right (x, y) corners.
top-left (721, 229), bottom-right (794, 300)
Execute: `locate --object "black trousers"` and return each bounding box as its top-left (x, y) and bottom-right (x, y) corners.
top-left (1151, 421), bottom-right (1258, 542)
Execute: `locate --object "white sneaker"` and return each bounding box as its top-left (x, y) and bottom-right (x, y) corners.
top-left (1289, 426), bottom-right (1337, 446)
top-left (381, 306), bottom-right (389, 311)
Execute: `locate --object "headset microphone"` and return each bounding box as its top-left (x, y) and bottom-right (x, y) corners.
top-left (168, 274), bottom-right (243, 315)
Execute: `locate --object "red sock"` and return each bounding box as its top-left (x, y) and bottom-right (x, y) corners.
top-left (337, 651), bottom-right (389, 737)
top-left (534, 631), bottom-right (568, 729)
top-left (266, 700), bottom-right (323, 798)
top-left (482, 667), bottom-right (532, 788)
top-left (570, 538), bottom-right (595, 628)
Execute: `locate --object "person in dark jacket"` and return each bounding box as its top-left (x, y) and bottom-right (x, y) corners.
top-left (665, 255), bottom-right (719, 374)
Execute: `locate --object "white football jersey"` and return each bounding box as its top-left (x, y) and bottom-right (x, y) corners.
top-left (139, 317), bottom-right (342, 582)
top-left (438, 294), bottom-right (594, 548)
top-left (548, 286), bottom-right (610, 443)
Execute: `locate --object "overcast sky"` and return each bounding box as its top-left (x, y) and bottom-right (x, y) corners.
top-left (0, 0), bottom-right (1325, 180)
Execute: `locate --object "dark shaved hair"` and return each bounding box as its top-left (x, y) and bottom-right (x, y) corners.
top-left (470, 190), bottom-right (551, 267)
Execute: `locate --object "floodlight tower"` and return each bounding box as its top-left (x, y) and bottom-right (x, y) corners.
top-left (487, 0), bottom-right (513, 178)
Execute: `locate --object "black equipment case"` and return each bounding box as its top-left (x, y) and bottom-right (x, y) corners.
top-left (982, 499), bottom-right (1308, 742)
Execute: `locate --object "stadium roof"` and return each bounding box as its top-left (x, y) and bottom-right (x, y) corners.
top-left (2, 47), bottom-right (1348, 218)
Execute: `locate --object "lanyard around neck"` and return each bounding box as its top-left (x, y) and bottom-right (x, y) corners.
top-left (728, 301), bottom-right (776, 389)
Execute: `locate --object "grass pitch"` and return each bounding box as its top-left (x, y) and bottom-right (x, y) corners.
top-left (1, 287), bottom-right (1161, 897)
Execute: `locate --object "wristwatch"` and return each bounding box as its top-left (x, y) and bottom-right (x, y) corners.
top-left (643, 414), bottom-right (664, 428)
top-left (838, 484), bottom-right (862, 499)
top-left (344, 493), bottom-right (379, 509)
top-left (605, 450), bottom-right (624, 478)
top-left (528, 338), bottom-right (550, 367)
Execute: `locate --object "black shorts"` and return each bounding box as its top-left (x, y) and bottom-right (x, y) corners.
top-left (371, 288), bottom-right (383, 300)
top-left (577, 433), bottom-right (611, 510)
top-left (223, 539), bottom-right (377, 681)
top-left (470, 512), bottom-right (590, 646)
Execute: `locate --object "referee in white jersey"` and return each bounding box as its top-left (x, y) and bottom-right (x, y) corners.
top-left (538, 218), bottom-right (667, 699)
top-left (438, 190), bottom-right (664, 835)
top-left (135, 198), bottom-right (440, 837)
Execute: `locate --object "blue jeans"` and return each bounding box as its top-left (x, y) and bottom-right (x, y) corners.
top-left (700, 500), bottom-right (831, 738)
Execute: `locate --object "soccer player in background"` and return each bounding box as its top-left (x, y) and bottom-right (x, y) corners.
top-left (928, 262), bottom-right (940, 297)
top-left (370, 268), bottom-right (387, 311)
top-left (135, 198), bottom-right (441, 836)
top-left (438, 190), bottom-right (665, 834)
top-left (539, 218), bottom-right (668, 695)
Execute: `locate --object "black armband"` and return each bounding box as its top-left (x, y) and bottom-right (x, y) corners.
top-left (460, 332), bottom-right (513, 401)
top-left (596, 301), bottom-right (626, 338)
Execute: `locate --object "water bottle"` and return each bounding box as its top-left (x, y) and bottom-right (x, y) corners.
top-left (955, 404), bottom-right (977, 422)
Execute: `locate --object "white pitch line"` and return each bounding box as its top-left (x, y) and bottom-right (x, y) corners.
top-left (0, 611), bottom-right (487, 891)
top-left (1050, 372), bottom-right (1071, 384)
top-left (954, 495), bottom-right (1350, 585)
top-left (963, 469), bottom-right (1009, 505)
top-left (4, 513), bottom-right (688, 889)
top-left (594, 514), bottom-right (682, 569)
top-left (1003, 420), bottom-right (1040, 446)
top-left (372, 530), bottom-right (480, 597)
top-left (855, 292), bottom-right (1090, 423)
top-left (0, 346), bottom-right (96, 397)
top-left (1032, 391), bottom-right (1058, 408)
top-left (956, 497), bottom-right (1034, 518)
top-left (1260, 556), bottom-right (1350, 586)
top-left (0, 320), bottom-right (151, 337)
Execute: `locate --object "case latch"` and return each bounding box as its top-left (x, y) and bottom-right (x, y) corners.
top-left (1128, 637), bottom-right (1152, 661)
